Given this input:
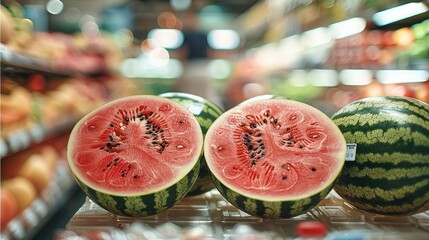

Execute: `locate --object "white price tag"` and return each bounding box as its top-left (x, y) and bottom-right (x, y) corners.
top-left (187, 102), bottom-right (204, 115)
top-left (9, 219), bottom-right (25, 239)
top-left (29, 125), bottom-right (44, 142)
top-left (22, 208), bottom-right (38, 228)
top-left (345, 143), bottom-right (357, 161)
top-left (8, 131), bottom-right (22, 152)
top-left (33, 199), bottom-right (48, 218)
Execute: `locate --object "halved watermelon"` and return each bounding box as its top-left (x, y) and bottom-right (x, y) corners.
top-left (204, 98), bottom-right (346, 218)
top-left (67, 95), bottom-right (203, 217)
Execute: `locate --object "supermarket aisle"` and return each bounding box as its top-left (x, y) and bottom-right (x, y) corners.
top-left (171, 8), bottom-right (225, 109)
top-left (172, 60), bottom-right (225, 109)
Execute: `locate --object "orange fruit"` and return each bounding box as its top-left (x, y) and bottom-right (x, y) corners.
top-left (1, 177), bottom-right (37, 213)
top-left (18, 153), bottom-right (53, 193)
top-left (39, 145), bottom-right (59, 170)
top-left (0, 188), bottom-right (17, 229)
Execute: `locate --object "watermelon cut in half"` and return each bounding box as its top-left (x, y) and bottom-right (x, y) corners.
top-left (159, 92), bottom-right (224, 196)
top-left (204, 98), bottom-right (346, 218)
top-left (67, 95), bottom-right (203, 217)
top-left (331, 96), bottom-right (429, 215)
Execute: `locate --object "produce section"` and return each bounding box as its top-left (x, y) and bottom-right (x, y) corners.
top-left (1, 2), bottom-right (138, 237)
top-left (1, 0), bottom-right (428, 239)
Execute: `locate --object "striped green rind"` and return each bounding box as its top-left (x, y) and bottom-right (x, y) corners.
top-left (74, 159), bottom-right (200, 217)
top-left (210, 172), bottom-right (336, 218)
top-left (159, 92), bottom-right (224, 196)
top-left (331, 96), bottom-right (429, 215)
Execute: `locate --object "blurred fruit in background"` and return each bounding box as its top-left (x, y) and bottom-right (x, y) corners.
top-left (0, 188), bottom-right (18, 229)
top-left (0, 5), bottom-right (15, 44)
top-left (0, 78), bottom-right (33, 134)
top-left (1, 177), bottom-right (37, 214)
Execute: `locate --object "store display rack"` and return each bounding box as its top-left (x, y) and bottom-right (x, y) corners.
top-left (64, 189), bottom-right (429, 239)
top-left (0, 46), bottom-right (80, 158)
top-left (1, 160), bottom-right (77, 240)
top-left (0, 45), bottom-right (82, 240)
top-left (0, 117), bottom-right (77, 159)
top-left (0, 44), bottom-right (73, 78)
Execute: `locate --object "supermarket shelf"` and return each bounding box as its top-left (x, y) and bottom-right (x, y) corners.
top-left (237, 1), bottom-right (429, 49)
top-left (1, 161), bottom-right (77, 240)
top-left (0, 44), bottom-right (111, 78)
top-left (0, 117), bottom-right (78, 158)
top-left (64, 189), bottom-right (429, 239)
top-left (0, 44), bottom-right (73, 78)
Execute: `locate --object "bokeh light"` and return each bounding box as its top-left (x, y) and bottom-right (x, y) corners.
top-left (46, 0), bottom-right (63, 15)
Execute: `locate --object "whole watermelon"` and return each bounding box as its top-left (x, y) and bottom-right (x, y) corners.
top-left (159, 92), bottom-right (224, 196)
top-left (331, 96), bottom-right (429, 215)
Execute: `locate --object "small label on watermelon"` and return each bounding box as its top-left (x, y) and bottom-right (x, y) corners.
top-left (345, 143), bottom-right (357, 161)
top-left (188, 102), bottom-right (204, 115)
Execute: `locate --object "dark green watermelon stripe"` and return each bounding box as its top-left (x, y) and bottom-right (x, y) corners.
top-left (347, 141), bottom-right (429, 158)
top-left (210, 171), bottom-right (334, 218)
top-left (337, 181), bottom-right (429, 214)
top-left (74, 157), bottom-right (200, 217)
top-left (333, 104), bottom-right (429, 123)
top-left (195, 116), bottom-right (214, 133)
top-left (342, 166), bottom-right (429, 179)
top-left (341, 129), bottom-right (429, 148)
top-left (353, 152), bottom-right (428, 165)
top-left (382, 97), bottom-right (429, 118)
top-left (334, 98), bottom-right (429, 121)
top-left (204, 102), bottom-right (224, 116)
top-left (352, 142), bottom-right (429, 158)
top-left (338, 175), bottom-right (428, 194)
top-left (341, 190), bottom-right (429, 215)
top-left (333, 112), bottom-right (429, 132)
top-left (336, 177), bottom-right (429, 202)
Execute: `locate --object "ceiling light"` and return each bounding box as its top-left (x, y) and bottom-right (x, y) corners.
top-left (372, 2), bottom-right (429, 26)
top-left (147, 29), bottom-right (184, 49)
top-left (329, 17), bottom-right (366, 39)
top-left (339, 69), bottom-right (373, 86)
top-left (308, 69), bottom-right (338, 87)
top-left (207, 29), bottom-right (240, 50)
top-left (376, 70), bottom-right (428, 84)
top-left (301, 27), bottom-right (332, 48)
top-left (170, 0), bottom-right (192, 11)
top-left (46, 0), bottom-right (63, 15)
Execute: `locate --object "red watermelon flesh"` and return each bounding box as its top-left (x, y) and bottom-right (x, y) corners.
top-left (205, 99), bottom-right (346, 201)
top-left (67, 95), bottom-right (203, 195)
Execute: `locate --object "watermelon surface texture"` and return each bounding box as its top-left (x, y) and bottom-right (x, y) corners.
top-left (331, 96), bottom-right (429, 215)
top-left (67, 95), bottom-right (203, 217)
top-left (204, 98), bottom-right (346, 218)
top-left (159, 92), bottom-right (224, 196)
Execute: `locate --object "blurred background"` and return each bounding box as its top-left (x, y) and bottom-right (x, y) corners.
top-left (1, 0), bottom-right (428, 239)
